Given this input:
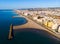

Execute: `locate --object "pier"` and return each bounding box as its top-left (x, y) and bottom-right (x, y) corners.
top-left (8, 24), bottom-right (14, 40)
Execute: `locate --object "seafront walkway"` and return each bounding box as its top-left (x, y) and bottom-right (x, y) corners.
top-left (13, 10), bottom-right (60, 40)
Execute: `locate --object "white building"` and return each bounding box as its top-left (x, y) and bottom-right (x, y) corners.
top-left (33, 17), bottom-right (37, 20)
top-left (52, 23), bottom-right (58, 30)
top-left (24, 13), bottom-right (28, 16)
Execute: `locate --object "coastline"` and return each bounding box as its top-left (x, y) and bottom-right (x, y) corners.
top-left (13, 10), bottom-right (60, 41)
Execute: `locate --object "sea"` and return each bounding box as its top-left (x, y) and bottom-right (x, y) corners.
top-left (0, 9), bottom-right (60, 44)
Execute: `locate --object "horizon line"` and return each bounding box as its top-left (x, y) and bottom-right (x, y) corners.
top-left (0, 7), bottom-right (60, 10)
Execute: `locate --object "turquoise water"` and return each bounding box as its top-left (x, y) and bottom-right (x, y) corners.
top-left (0, 10), bottom-right (60, 44)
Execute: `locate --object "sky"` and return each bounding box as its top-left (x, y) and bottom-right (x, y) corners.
top-left (0, 0), bottom-right (60, 9)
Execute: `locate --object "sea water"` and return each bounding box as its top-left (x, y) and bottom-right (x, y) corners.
top-left (0, 10), bottom-right (60, 44)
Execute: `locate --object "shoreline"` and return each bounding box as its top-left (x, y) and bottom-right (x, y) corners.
top-left (13, 10), bottom-right (60, 41)
top-left (14, 28), bottom-right (60, 41)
